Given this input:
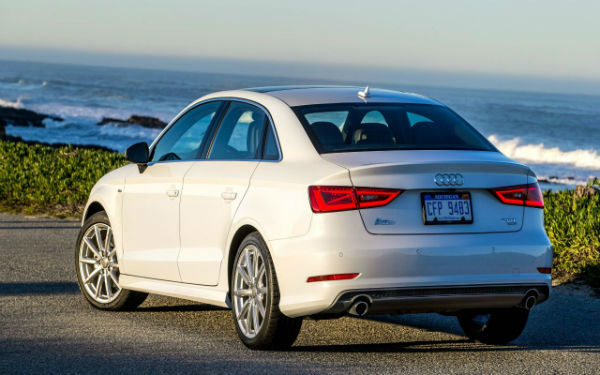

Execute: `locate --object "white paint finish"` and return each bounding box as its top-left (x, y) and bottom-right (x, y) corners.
top-left (263, 87), bottom-right (442, 107)
top-left (83, 164), bottom-right (135, 262)
top-left (178, 161), bottom-right (259, 285)
top-left (120, 161), bottom-right (194, 281)
top-left (233, 158), bottom-right (350, 242)
top-left (119, 274), bottom-right (229, 308)
top-left (270, 209), bottom-right (552, 317)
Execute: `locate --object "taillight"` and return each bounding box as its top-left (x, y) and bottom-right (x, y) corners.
top-left (309, 186), bottom-right (402, 213)
top-left (491, 183), bottom-right (544, 208)
top-left (355, 187), bottom-right (402, 208)
top-left (537, 267), bottom-right (552, 274)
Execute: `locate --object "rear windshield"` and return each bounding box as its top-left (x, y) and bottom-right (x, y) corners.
top-left (293, 103), bottom-right (496, 153)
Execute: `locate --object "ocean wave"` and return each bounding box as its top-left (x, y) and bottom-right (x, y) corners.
top-left (537, 176), bottom-right (591, 186)
top-left (0, 97), bottom-right (25, 109)
top-left (488, 135), bottom-right (600, 170)
top-left (96, 122), bottom-right (162, 140)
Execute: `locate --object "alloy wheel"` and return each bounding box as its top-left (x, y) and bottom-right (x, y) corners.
top-left (78, 223), bottom-right (121, 304)
top-left (233, 244), bottom-right (267, 339)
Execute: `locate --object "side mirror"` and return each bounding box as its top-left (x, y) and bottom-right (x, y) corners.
top-left (125, 142), bottom-right (149, 164)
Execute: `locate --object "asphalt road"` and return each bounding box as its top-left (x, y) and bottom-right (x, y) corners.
top-left (1, 212), bottom-right (599, 374)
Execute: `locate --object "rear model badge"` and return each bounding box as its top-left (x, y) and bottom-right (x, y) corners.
top-left (374, 218), bottom-right (395, 225)
top-left (501, 217), bottom-right (517, 225)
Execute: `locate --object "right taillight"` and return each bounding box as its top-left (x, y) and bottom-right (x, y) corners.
top-left (491, 182), bottom-right (544, 208)
top-left (308, 186), bottom-right (402, 213)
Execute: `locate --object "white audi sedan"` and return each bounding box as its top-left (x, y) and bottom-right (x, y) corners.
top-left (75, 86), bottom-right (552, 349)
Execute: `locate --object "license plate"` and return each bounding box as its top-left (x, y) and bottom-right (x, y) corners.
top-left (421, 192), bottom-right (473, 225)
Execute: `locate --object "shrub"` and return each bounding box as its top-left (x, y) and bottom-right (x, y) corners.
top-left (544, 178), bottom-right (600, 287)
top-left (0, 140), bottom-right (126, 217)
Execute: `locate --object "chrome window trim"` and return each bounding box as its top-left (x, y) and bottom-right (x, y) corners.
top-left (147, 97), bottom-right (282, 166)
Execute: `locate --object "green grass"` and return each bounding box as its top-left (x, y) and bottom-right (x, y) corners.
top-left (0, 139), bottom-right (598, 287)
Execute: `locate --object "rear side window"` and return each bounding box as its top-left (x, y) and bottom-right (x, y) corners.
top-left (262, 123), bottom-right (280, 160)
top-left (294, 104), bottom-right (496, 153)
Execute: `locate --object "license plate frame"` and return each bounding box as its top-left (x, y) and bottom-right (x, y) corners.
top-left (421, 192), bottom-right (474, 225)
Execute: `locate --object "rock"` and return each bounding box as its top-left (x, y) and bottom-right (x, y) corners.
top-left (97, 117), bottom-right (128, 126)
top-left (127, 115), bottom-right (166, 128)
top-left (97, 115), bottom-right (167, 129)
top-left (0, 105), bottom-right (63, 128)
top-left (574, 185), bottom-right (599, 199)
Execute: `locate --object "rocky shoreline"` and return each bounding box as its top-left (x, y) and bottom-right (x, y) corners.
top-left (0, 104), bottom-right (167, 150)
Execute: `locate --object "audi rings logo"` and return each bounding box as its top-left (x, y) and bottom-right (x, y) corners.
top-left (434, 173), bottom-right (464, 186)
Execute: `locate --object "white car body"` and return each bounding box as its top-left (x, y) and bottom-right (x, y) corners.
top-left (82, 86), bottom-right (552, 319)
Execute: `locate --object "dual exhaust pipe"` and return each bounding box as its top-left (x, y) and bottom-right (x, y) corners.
top-left (347, 290), bottom-right (540, 316)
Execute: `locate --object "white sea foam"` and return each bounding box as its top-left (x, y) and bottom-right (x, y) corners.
top-left (537, 176), bottom-right (591, 186)
top-left (488, 135), bottom-right (600, 170)
top-left (0, 97), bottom-right (24, 109)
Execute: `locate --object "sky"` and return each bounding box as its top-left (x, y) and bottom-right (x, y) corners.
top-left (1, 0), bottom-right (599, 94)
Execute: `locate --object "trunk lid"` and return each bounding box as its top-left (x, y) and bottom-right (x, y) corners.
top-left (322, 150), bottom-right (529, 234)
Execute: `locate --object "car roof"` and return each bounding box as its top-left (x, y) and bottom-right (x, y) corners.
top-left (242, 85), bottom-right (443, 107)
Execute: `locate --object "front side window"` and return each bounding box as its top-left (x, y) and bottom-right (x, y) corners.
top-left (208, 102), bottom-right (267, 160)
top-left (294, 103), bottom-right (496, 153)
top-left (151, 101), bottom-right (223, 162)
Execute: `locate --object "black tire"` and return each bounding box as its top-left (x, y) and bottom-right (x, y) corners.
top-left (230, 232), bottom-right (302, 350)
top-left (75, 211), bottom-right (148, 311)
top-left (457, 308), bottom-right (529, 344)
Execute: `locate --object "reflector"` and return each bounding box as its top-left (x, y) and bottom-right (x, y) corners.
top-left (306, 273), bottom-right (360, 282)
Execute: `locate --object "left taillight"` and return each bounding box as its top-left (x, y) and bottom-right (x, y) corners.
top-left (308, 186), bottom-right (403, 213)
top-left (491, 182), bottom-right (544, 208)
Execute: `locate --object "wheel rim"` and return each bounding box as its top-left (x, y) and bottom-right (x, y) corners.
top-left (233, 244), bottom-right (267, 339)
top-left (78, 223), bottom-right (121, 304)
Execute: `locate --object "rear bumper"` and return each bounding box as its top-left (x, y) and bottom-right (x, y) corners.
top-left (268, 208), bottom-right (552, 318)
top-left (315, 283), bottom-right (549, 317)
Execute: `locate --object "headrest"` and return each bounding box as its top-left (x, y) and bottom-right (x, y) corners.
top-left (247, 120), bottom-right (261, 155)
top-left (410, 121), bottom-right (443, 143)
top-left (311, 121), bottom-right (343, 147)
top-left (352, 123), bottom-right (394, 145)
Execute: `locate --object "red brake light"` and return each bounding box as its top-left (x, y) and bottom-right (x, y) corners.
top-left (309, 186), bottom-right (357, 212)
top-left (492, 183), bottom-right (544, 208)
top-left (307, 273), bottom-right (359, 282)
top-left (309, 186), bottom-right (402, 213)
top-left (537, 267), bottom-right (552, 274)
top-left (355, 187), bottom-right (403, 208)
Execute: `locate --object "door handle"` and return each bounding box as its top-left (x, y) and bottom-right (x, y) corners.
top-left (166, 189), bottom-right (179, 198)
top-left (221, 191), bottom-right (237, 201)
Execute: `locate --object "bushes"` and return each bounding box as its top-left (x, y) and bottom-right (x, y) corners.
top-left (0, 139), bottom-right (598, 286)
top-left (544, 179), bottom-right (600, 287)
top-left (0, 140), bottom-right (126, 217)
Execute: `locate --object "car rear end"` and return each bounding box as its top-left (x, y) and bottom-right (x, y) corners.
top-left (270, 98), bottom-right (552, 318)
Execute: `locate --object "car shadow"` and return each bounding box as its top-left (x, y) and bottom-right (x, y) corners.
top-left (0, 281), bottom-right (80, 295)
top-left (136, 304), bottom-right (228, 313)
top-left (291, 302), bottom-right (600, 353)
top-left (0, 226), bottom-right (79, 229)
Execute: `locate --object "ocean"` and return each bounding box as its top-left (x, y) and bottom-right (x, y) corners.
top-left (1, 60), bottom-right (599, 189)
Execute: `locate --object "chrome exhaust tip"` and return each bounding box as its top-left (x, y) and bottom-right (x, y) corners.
top-left (348, 300), bottom-right (370, 316)
top-left (524, 295), bottom-right (537, 310)
top-left (520, 290), bottom-right (538, 310)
